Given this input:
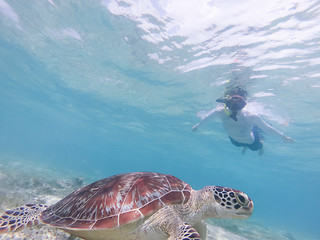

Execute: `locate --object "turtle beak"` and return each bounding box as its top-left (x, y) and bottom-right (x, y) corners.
top-left (236, 200), bottom-right (254, 218)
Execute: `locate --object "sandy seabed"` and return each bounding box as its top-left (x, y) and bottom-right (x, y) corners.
top-left (0, 159), bottom-right (315, 240)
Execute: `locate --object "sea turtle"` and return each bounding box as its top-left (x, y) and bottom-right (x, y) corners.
top-left (0, 172), bottom-right (253, 240)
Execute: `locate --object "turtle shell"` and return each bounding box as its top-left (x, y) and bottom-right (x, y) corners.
top-left (41, 172), bottom-right (191, 230)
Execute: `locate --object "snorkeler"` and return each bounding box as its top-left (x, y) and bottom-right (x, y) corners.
top-left (192, 87), bottom-right (294, 155)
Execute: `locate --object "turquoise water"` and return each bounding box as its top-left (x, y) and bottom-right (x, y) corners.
top-left (0, 0), bottom-right (319, 239)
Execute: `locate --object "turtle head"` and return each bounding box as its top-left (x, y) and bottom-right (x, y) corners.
top-left (201, 186), bottom-right (253, 219)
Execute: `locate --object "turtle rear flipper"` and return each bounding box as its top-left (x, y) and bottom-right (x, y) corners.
top-left (0, 204), bottom-right (47, 234)
top-left (169, 222), bottom-right (201, 240)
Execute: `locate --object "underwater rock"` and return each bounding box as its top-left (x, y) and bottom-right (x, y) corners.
top-left (0, 225), bottom-right (81, 240)
top-left (31, 177), bottom-right (44, 188)
top-left (72, 177), bottom-right (85, 187)
top-left (283, 232), bottom-right (297, 240)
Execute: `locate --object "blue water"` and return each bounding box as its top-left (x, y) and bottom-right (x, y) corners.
top-left (1, 0), bottom-right (320, 239)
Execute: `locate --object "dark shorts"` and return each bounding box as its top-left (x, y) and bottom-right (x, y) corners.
top-left (229, 126), bottom-right (263, 151)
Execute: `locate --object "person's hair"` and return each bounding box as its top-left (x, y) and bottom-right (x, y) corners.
top-left (224, 86), bottom-right (247, 100)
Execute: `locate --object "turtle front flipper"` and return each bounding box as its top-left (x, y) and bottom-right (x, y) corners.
top-left (169, 222), bottom-right (201, 240)
top-left (0, 204), bottom-right (47, 234)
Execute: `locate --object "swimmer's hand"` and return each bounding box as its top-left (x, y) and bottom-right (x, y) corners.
top-left (282, 135), bottom-right (294, 143)
top-left (192, 124), bottom-right (199, 131)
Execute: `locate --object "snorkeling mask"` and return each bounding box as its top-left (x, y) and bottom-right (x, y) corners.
top-left (216, 95), bottom-right (247, 121)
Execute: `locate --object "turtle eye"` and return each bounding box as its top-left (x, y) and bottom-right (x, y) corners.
top-left (236, 194), bottom-right (249, 206)
top-left (238, 195), bottom-right (246, 203)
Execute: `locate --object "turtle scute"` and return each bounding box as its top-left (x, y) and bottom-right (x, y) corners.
top-left (41, 172), bottom-right (192, 230)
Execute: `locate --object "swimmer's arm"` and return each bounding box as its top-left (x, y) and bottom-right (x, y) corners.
top-left (192, 108), bottom-right (221, 131)
top-left (250, 115), bottom-right (294, 143)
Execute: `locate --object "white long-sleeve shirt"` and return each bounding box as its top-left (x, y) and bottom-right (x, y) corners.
top-left (193, 106), bottom-right (291, 144)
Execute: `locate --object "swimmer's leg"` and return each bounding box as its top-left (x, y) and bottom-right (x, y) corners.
top-left (242, 146), bottom-right (247, 154)
top-left (258, 147), bottom-right (264, 156)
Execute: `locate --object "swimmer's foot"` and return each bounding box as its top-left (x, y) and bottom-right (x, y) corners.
top-left (241, 147), bottom-right (247, 154)
top-left (258, 148), bottom-right (264, 156)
